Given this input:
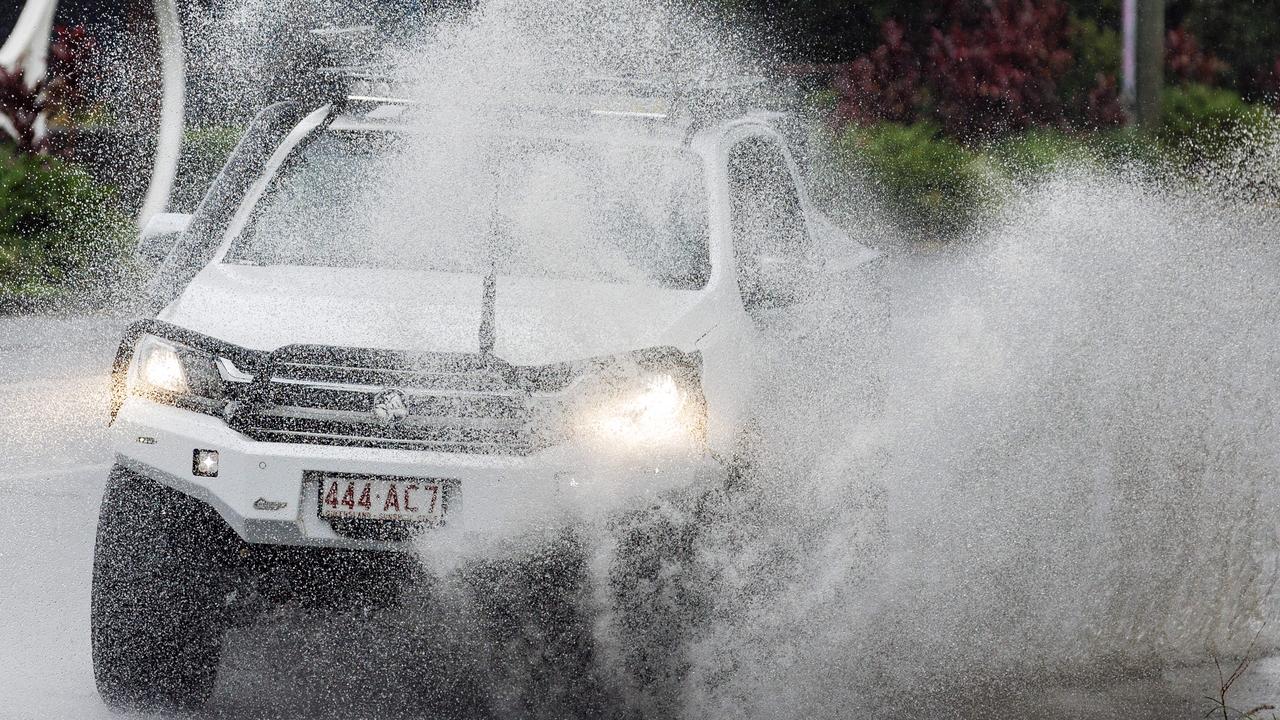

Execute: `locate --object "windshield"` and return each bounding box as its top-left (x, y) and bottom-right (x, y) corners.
top-left (224, 129), bottom-right (712, 290)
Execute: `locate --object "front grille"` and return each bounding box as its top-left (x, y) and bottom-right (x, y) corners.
top-left (231, 351), bottom-right (567, 455)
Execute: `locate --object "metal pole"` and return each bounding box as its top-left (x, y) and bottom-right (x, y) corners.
top-left (0, 0), bottom-right (57, 85)
top-left (1122, 0), bottom-right (1164, 127)
top-left (0, 0), bottom-right (57, 146)
top-left (1121, 0), bottom-right (1136, 112)
top-left (136, 0), bottom-right (185, 230)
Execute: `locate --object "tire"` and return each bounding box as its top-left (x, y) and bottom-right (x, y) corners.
top-left (91, 466), bottom-right (239, 712)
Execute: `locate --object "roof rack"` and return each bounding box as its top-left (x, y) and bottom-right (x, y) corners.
top-left (542, 73), bottom-right (772, 121)
top-left (322, 67), bottom-right (778, 129)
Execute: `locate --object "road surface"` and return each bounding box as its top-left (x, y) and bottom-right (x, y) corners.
top-left (3, 312), bottom-right (1280, 719)
top-left (0, 314), bottom-right (118, 719)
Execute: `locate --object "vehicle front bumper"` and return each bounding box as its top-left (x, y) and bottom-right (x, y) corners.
top-left (112, 397), bottom-right (724, 552)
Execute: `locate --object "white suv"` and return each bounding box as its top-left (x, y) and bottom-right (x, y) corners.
top-left (91, 76), bottom-right (883, 714)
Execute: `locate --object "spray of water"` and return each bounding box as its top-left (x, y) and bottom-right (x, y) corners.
top-left (685, 157), bottom-right (1280, 717)
top-left (84, 0), bottom-right (1280, 716)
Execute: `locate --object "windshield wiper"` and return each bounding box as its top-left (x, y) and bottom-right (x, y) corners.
top-left (479, 260), bottom-right (497, 355)
top-left (478, 170), bottom-right (509, 356)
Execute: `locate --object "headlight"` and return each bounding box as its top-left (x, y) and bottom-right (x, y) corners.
top-left (129, 334), bottom-right (225, 401)
top-left (579, 370), bottom-right (705, 448)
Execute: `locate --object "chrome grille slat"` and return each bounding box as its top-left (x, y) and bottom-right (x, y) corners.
top-left (246, 427), bottom-right (536, 453)
top-left (233, 351), bottom-right (552, 456)
top-left (271, 376), bottom-right (523, 398)
top-left (258, 405), bottom-right (530, 431)
top-left (266, 387), bottom-right (529, 419)
top-left (270, 359), bottom-right (513, 393)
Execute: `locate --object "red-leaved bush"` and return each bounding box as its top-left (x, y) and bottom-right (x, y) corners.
top-left (827, 0), bottom-right (1130, 137)
top-left (924, 0), bottom-right (1074, 137)
top-left (1165, 26), bottom-right (1228, 86)
top-left (831, 20), bottom-right (921, 125)
top-left (1273, 57), bottom-right (1280, 111)
top-left (46, 25), bottom-right (97, 116)
top-left (0, 69), bottom-right (50, 155)
top-left (0, 25), bottom-right (95, 156)
top-left (1081, 72), bottom-right (1127, 128)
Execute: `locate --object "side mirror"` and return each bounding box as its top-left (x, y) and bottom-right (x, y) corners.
top-left (743, 255), bottom-right (813, 310)
top-left (135, 213), bottom-right (192, 267)
top-left (808, 213), bottom-right (884, 275)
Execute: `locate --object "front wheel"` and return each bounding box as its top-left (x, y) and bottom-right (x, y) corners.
top-left (91, 466), bottom-right (237, 712)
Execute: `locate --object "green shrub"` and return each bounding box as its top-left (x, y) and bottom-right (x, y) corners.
top-left (1077, 125), bottom-right (1165, 172)
top-left (1158, 84), bottom-right (1272, 164)
top-left (0, 152), bottom-right (133, 299)
top-left (987, 127), bottom-right (1095, 177)
top-left (837, 121), bottom-right (1000, 237)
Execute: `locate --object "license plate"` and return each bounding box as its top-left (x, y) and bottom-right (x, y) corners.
top-left (319, 475), bottom-right (443, 524)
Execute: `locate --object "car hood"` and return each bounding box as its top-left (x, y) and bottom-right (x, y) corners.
top-left (161, 264), bottom-right (714, 365)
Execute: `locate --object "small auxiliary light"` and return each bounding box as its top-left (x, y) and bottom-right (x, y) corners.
top-left (193, 449), bottom-right (220, 478)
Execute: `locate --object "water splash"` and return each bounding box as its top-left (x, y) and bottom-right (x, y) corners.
top-left (101, 0), bottom-right (1280, 716)
top-left (687, 152), bottom-right (1280, 716)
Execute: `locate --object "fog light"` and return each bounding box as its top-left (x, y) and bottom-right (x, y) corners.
top-left (193, 449), bottom-right (219, 478)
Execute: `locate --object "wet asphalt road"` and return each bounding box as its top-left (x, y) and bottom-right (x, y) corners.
top-left (0, 314), bottom-right (120, 718)
top-left (2, 311), bottom-right (1280, 720)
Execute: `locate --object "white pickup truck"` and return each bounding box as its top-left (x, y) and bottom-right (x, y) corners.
top-left (91, 75), bottom-right (884, 714)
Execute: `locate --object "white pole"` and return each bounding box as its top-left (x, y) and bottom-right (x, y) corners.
top-left (0, 0), bottom-right (57, 86)
top-left (1122, 0), bottom-right (1164, 127)
top-left (1121, 0), bottom-right (1137, 114)
top-left (137, 0), bottom-right (186, 230)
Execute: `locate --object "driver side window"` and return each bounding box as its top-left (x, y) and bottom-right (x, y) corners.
top-left (727, 135), bottom-right (810, 308)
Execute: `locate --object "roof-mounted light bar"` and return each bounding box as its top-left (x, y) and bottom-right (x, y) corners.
top-left (313, 63), bottom-right (418, 107)
top-left (591, 109), bottom-right (669, 119)
top-left (346, 93), bottom-right (418, 106)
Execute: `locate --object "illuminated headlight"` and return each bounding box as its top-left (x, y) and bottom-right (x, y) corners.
top-left (134, 336), bottom-right (187, 393)
top-left (129, 334), bottom-right (224, 401)
top-left (580, 371), bottom-right (705, 448)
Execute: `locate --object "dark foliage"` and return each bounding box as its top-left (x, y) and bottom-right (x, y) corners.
top-left (824, 0), bottom-right (1126, 138)
top-left (0, 152), bottom-right (132, 296)
top-left (925, 0), bottom-right (1075, 137)
top-left (736, 0), bottom-right (1280, 112)
top-left (831, 20), bottom-right (920, 125)
top-left (1082, 72), bottom-right (1127, 128)
top-left (1266, 57), bottom-right (1280, 110)
top-left (719, 0), bottom-right (916, 62)
top-left (0, 69), bottom-right (50, 155)
top-left (1172, 0), bottom-right (1280, 100)
top-left (46, 24), bottom-right (97, 117)
top-left (1165, 26), bottom-right (1228, 86)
